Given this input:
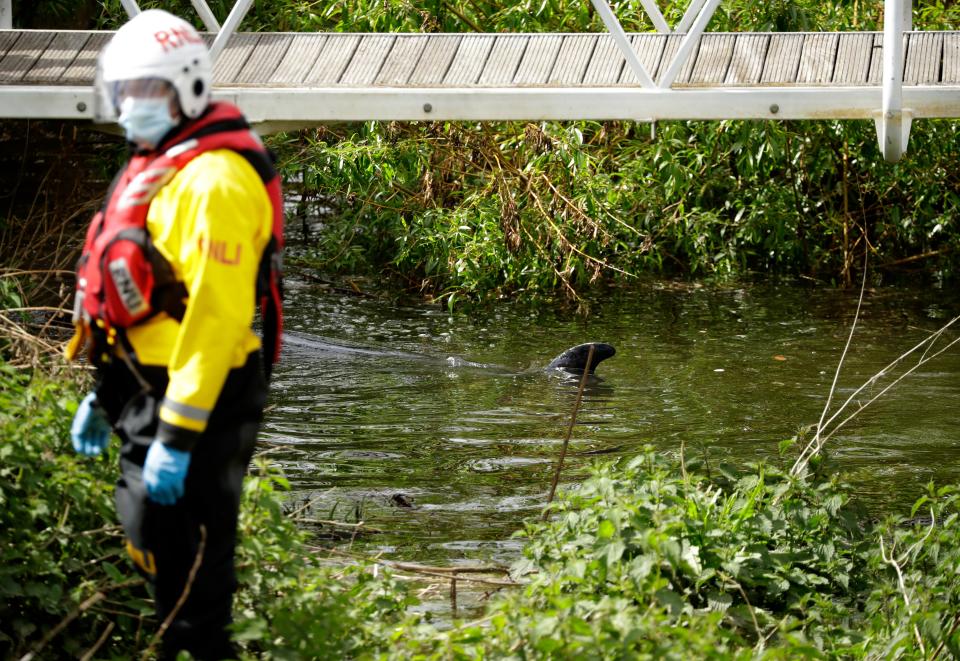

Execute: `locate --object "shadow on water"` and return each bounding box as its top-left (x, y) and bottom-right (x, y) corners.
top-left (262, 281), bottom-right (960, 565)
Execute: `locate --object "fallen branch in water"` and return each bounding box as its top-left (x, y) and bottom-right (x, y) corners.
top-left (298, 517), bottom-right (384, 534)
top-left (317, 547), bottom-right (519, 588)
top-left (792, 255), bottom-right (867, 477)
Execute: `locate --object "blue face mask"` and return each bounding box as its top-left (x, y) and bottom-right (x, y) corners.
top-left (117, 97), bottom-right (177, 149)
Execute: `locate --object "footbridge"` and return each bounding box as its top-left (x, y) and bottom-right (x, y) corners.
top-left (0, 0), bottom-right (955, 161)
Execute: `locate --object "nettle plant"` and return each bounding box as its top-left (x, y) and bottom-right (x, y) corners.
top-left (388, 449), bottom-right (958, 659)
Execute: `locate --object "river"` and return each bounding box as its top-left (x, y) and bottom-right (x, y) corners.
top-left (262, 281), bottom-right (960, 567)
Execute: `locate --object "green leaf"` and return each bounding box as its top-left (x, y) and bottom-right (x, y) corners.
top-left (654, 588), bottom-right (684, 615)
top-left (102, 561), bottom-right (125, 584)
top-left (606, 540), bottom-right (626, 566)
top-left (706, 591), bottom-right (733, 613)
top-left (597, 519), bottom-right (616, 539)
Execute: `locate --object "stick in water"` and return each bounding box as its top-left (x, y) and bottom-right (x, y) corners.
top-left (544, 343), bottom-right (595, 518)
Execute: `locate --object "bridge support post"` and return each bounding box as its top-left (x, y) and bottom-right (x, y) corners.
top-left (878, 0), bottom-right (912, 162)
top-left (676, 0), bottom-right (707, 34)
top-left (589, 0), bottom-right (657, 88)
top-left (659, 0), bottom-right (721, 88)
top-left (120, 0), bottom-right (141, 18)
top-left (210, 0), bottom-right (254, 62)
top-left (638, 0), bottom-right (670, 33)
top-left (0, 0), bottom-right (10, 29)
top-left (190, 0), bottom-right (221, 32)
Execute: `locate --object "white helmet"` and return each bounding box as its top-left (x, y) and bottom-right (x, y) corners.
top-left (96, 9), bottom-right (212, 120)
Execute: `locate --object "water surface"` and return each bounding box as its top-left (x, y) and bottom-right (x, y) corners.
top-left (263, 282), bottom-right (960, 565)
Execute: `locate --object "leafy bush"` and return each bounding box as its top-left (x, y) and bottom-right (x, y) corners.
top-left (232, 466), bottom-right (415, 659)
top-left (0, 365), bottom-right (137, 659)
top-left (392, 451), bottom-right (960, 659)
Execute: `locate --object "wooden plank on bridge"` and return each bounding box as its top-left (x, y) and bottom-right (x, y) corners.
top-left (905, 32), bottom-right (943, 84)
top-left (943, 33), bottom-right (960, 84)
top-left (22, 31), bottom-right (89, 84)
top-left (59, 32), bottom-right (109, 84)
top-left (377, 35), bottom-right (429, 85)
top-left (868, 33), bottom-right (884, 84)
top-left (340, 34), bottom-right (395, 85)
top-left (306, 34), bottom-right (360, 84)
top-left (236, 33), bottom-right (292, 85)
top-left (0, 31), bottom-right (19, 62)
top-left (688, 33), bottom-right (734, 85)
top-left (269, 34), bottom-right (327, 85)
top-left (444, 35), bottom-right (494, 85)
top-left (620, 33), bottom-right (667, 84)
top-left (480, 35), bottom-right (527, 85)
top-left (655, 34), bottom-right (697, 84)
top-left (726, 34), bottom-right (768, 84)
top-left (0, 31), bottom-right (54, 83)
top-left (762, 34), bottom-right (803, 84)
top-left (833, 32), bottom-right (873, 84)
top-left (409, 35), bottom-right (460, 85)
top-left (212, 33), bottom-right (257, 83)
top-left (583, 35), bottom-right (624, 85)
top-left (866, 33), bottom-right (910, 84)
top-left (549, 35), bottom-right (596, 85)
top-left (514, 34), bottom-right (562, 84)
top-left (797, 32), bottom-right (839, 84)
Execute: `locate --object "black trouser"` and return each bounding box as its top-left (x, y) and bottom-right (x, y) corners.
top-left (98, 353), bottom-right (266, 660)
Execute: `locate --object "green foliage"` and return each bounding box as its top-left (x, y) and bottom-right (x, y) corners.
top-left (0, 361), bottom-right (414, 658)
top-left (232, 463), bottom-right (415, 659)
top-left (389, 450), bottom-right (960, 659)
top-left (500, 453), bottom-right (870, 656)
top-left (0, 365), bottom-right (135, 658)
top-left (860, 484), bottom-right (960, 659)
top-left (280, 115), bottom-right (960, 303)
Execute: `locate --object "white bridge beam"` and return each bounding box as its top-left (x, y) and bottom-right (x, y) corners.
top-left (190, 0), bottom-right (221, 32)
top-left (1, 0), bottom-right (11, 30)
top-left (589, 0), bottom-right (656, 88)
top-left (6, 85), bottom-right (960, 129)
top-left (119, 0), bottom-right (140, 18)
top-left (659, 0), bottom-right (722, 88)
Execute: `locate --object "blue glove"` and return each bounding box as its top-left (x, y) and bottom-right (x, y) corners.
top-left (70, 392), bottom-right (112, 457)
top-left (143, 441), bottom-right (191, 506)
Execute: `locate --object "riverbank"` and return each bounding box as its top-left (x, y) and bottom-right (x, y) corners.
top-left (6, 0), bottom-right (960, 309)
top-left (3, 358), bottom-right (958, 658)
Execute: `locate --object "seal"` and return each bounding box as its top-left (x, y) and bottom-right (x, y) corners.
top-left (545, 342), bottom-right (616, 374)
top-left (283, 332), bottom-right (616, 377)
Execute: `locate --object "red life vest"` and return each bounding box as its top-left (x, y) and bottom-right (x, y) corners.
top-left (71, 102), bottom-right (283, 376)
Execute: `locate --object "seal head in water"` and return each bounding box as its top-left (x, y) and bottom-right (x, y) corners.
top-left (546, 342), bottom-right (616, 374)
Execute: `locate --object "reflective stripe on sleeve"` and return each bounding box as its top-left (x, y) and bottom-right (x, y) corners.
top-left (158, 397), bottom-right (211, 433)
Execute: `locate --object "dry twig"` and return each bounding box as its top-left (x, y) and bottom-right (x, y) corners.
top-left (544, 343), bottom-right (595, 516)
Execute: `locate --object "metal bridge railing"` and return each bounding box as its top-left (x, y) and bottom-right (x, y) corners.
top-left (592, 0), bottom-right (915, 161)
top-left (0, 0), bottom-right (927, 161)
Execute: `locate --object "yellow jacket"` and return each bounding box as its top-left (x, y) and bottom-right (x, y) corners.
top-left (125, 149), bottom-right (272, 439)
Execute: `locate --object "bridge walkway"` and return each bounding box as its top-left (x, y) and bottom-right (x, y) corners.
top-left (3, 30), bottom-right (958, 92)
top-left (1, 26), bottom-right (958, 162)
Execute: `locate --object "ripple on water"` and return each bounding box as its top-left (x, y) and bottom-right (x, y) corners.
top-left (266, 283), bottom-right (960, 565)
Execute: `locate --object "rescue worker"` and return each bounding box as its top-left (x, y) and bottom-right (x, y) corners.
top-left (65, 9), bottom-right (283, 659)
